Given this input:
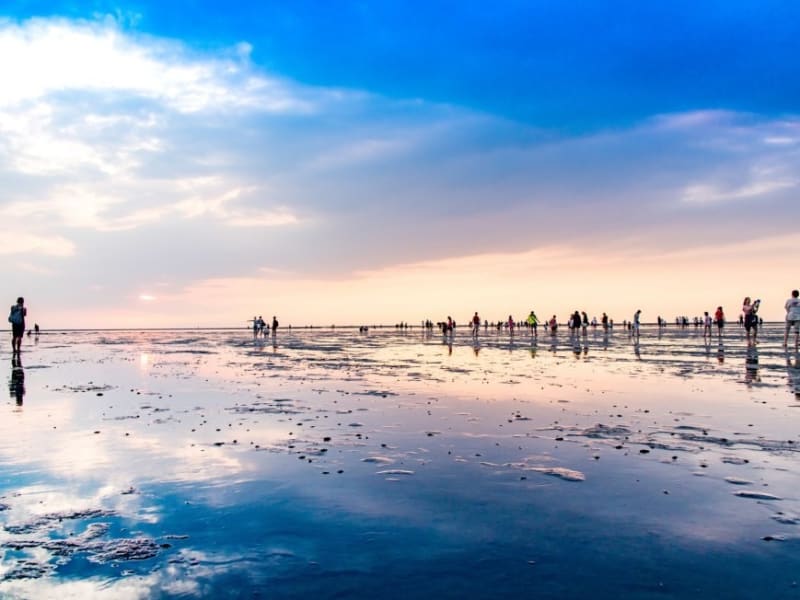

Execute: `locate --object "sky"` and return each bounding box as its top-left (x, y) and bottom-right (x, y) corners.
top-left (1, 1), bottom-right (799, 327)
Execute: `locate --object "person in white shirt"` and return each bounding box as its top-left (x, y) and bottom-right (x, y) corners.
top-left (785, 290), bottom-right (800, 349)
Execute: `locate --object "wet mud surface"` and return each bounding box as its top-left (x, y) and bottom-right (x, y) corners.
top-left (1, 325), bottom-right (800, 598)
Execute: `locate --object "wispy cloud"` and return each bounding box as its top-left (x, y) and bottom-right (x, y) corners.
top-left (0, 231), bottom-right (75, 256)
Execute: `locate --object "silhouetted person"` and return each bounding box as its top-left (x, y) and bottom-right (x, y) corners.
top-left (9, 297), bottom-right (26, 354)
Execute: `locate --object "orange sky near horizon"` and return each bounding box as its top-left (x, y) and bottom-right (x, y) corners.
top-left (35, 232), bottom-right (800, 329)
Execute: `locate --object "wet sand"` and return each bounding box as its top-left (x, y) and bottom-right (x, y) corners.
top-left (1, 325), bottom-right (799, 598)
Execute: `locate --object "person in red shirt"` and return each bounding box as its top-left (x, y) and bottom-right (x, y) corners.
top-left (714, 306), bottom-right (725, 339)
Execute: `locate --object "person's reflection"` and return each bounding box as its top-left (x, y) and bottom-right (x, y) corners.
top-left (10, 355), bottom-right (25, 406)
top-left (602, 333), bottom-right (609, 351)
top-left (633, 340), bottom-right (641, 360)
top-left (745, 346), bottom-right (760, 385)
top-left (717, 341), bottom-right (725, 364)
top-left (472, 340), bottom-right (480, 357)
top-left (786, 353), bottom-right (800, 399)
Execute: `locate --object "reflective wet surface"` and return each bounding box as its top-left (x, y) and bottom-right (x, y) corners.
top-left (2, 325), bottom-right (800, 598)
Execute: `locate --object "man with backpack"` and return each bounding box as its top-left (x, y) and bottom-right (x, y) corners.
top-left (8, 297), bottom-right (26, 354)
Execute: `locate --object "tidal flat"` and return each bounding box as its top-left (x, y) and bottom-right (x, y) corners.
top-left (1, 325), bottom-right (800, 599)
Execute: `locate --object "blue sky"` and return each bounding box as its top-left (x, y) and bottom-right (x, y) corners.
top-left (1, 2), bottom-right (799, 325)
top-left (10, 1), bottom-right (800, 127)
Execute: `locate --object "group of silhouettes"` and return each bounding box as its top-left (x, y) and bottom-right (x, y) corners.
top-left (252, 315), bottom-right (279, 337)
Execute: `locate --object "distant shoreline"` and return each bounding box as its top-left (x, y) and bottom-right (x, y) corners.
top-left (20, 322), bottom-right (786, 333)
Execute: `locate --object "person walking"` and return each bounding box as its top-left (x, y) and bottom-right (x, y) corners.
top-left (8, 297), bottom-right (26, 354)
top-left (785, 290), bottom-right (800, 349)
top-left (714, 306), bottom-right (725, 340)
top-left (526, 310), bottom-right (538, 337)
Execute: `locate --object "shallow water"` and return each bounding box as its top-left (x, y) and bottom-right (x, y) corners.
top-left (2, 325), bottom-right (800, 598)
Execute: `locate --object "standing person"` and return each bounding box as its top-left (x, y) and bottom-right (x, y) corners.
top-left (581, 311), bottom-right (589, 336)
top-left (570, 311), bottom-right (581, 335)
top-left (714, 306), bottom-right (725, 339)
top-left (601, 312), bottom-right (609, 331)
top-left (526, 310), bottom-right (538, 337)
top-left (549, 315), bottom-right (558, 334)
top-left (784, 290), bottom-right (800, 349)
top-left (507, 315), bottom-right (515, 335)
top-left (471, 312), bottom-right (481, 338)
top-left (271, 316), bottom-right (279, 337)
top-left (742, 297), bottom-right (759, 346)
top-left (632, 310), bottom-right (641, 338)
top-left (8, 297), bottom-right (26, 354)
top-left (252, 316), bottom-right (259, 337)
top-left (703, 311), bottom-right (712, 338)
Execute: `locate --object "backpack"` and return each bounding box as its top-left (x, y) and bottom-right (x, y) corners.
top-left (8, 305), bottom-right (23, 325)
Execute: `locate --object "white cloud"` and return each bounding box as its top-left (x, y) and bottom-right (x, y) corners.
top-left (0, 16), bottom-right (318, 236)
top-left (0, 231), bottom-right (75, 256)
top-left (0, 17), bottom-right (313, 114)
top-left (681, 175), bottom-right (797, 205)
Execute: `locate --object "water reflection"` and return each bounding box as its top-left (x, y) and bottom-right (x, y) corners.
top-left (9, 355), bottom-right (24, 406)
top-left (787, 353), bottom-right (800, 398)
top-left (745, 346), bottom-right (760, 385)
top-left (1, 326), bottom-right (800, 597)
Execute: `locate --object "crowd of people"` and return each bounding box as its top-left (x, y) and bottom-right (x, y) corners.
top-left (8, 291), bottom-right (800, 353)
top-left (424, 290), bottom-right (800, 351)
